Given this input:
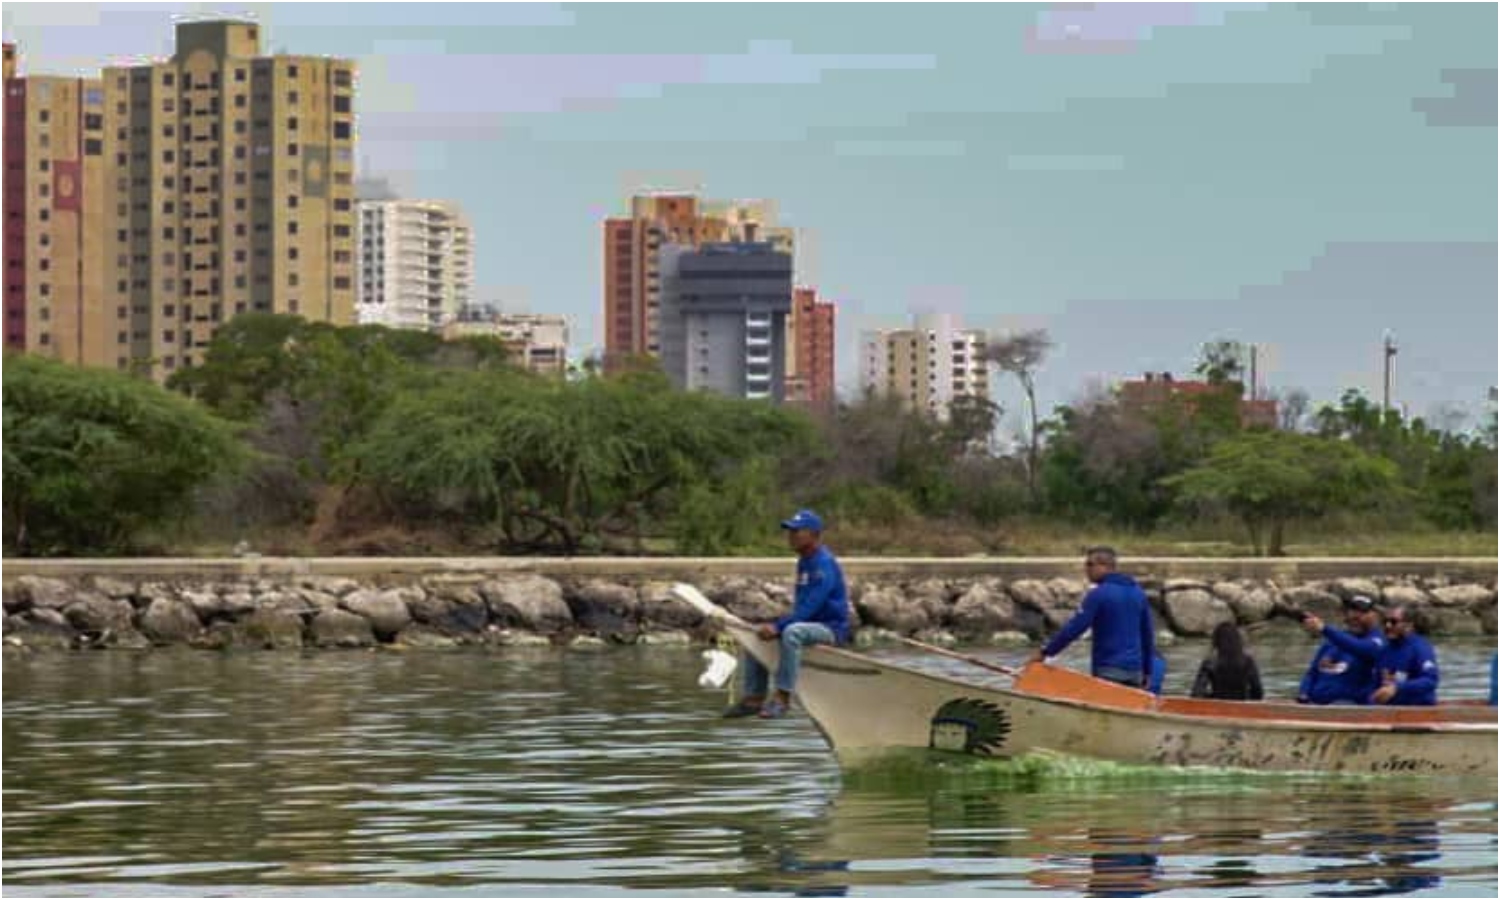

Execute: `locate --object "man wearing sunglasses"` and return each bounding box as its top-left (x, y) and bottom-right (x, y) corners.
top-left (1369, 606), bottom-right (1440, 706)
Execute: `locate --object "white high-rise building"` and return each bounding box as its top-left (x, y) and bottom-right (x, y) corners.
top-left (858, 313), bottom-right (990, 418)
top-left (356, 199), bottom-right (473, 330)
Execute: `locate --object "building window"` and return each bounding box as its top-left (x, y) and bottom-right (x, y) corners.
top-left (162, 330), bottom-right (174, 343)
top-left (333, 95), bottom-right (351, 114)
top-left (118, 332), bottom-right (128, 344)
top-left (287, 143), bottom-right (299, 157)
top-left (288, 299), bottom-right (299, 314)
top-left (163, 72), bottom-right (174, 87)
top-left (288, 246), bottom-right (299, 260)
top-left (38, 110), bottom-right (50, 123)
top-left (334, 69), bottom-right (351, 88)
top-left (39, 209), bottom-right (49, 222)
top-left (39, 160), bottom-right (50, 173)
top-left (288, 195), bottom-right (299, 208)
top-left (235, 119), bottom-right (247, 134)
top-left (333, 121), bottom-right (351, 139)
top-left (334, 276), bottom-right (351, 290)
top-left (287, 221), bottom-right (298, 235)
top-left (333, 224), bottom-right (350, 237)
top-left (234, 276), bottom-right (246, 289)
top-left (334, 198), bottom-right (350, 211)
top-left (38, 333), bottom-right (50, 346)
top-left (235, 67), bottom-right (246, 83)
top-left (234, 94), bottom-right (246, 109)
top-left (117, 306), bottom-right (127, 319)
top-left (39, 283), bottom-right (50, 296)
top-left (84, 113), bottom-right (103, 130)
top-left (84, 138), bottom-right (103, 155)
top-left (288, 273), bottom-right (299, 287)
top-left (163, 150), bottom-right (175, 164)
top-left (163, 201), bottom-right (175, 214)
top-left (287, 64), bottom-right (299, 78)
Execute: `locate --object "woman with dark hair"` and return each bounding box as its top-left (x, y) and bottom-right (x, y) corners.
top-left (1191, 622), bottom-right (1264, 701)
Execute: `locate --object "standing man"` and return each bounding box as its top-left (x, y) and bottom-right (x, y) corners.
top-left (1032, 547), bottom-right (1156, 689)
top-left (1297, 595), bottom-right (1385, 704)
top-left (1370, 605), bottom-right (1439, 706)
top-left (723, 510), bottom-right (851, 720)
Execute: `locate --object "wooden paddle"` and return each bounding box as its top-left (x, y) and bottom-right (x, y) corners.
top-left (896, 635), bottom-right (1021, 678)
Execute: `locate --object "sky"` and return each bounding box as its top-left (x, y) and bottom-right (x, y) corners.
top-left (4, 2), bottom-right (1496, 429)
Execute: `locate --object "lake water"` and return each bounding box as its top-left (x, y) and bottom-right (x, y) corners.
top-left (4, 640), bottom-right (1496, 897)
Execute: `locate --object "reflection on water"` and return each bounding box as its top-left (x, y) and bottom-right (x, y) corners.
top-left (3, 643), bottom-right (1496, 896)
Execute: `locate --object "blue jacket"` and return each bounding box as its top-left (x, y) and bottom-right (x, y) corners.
top-left (1374, 634), bottom-right (1439, 706)
top-left (1043, 573), bottom-right (1156, 681)
top-left (774, 545), bottom-right (851, 644)
top-left (1490, 653), bottom-right (1497, 706)
top-left (1299, 626), bottom-right (1385, 705)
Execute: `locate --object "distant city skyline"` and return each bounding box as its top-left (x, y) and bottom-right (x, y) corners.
top-left (3, 2), bottom-right (1495, 426)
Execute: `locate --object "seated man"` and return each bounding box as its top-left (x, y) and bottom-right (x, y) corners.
top-left (723, 509), bottom-right (851, 720)
top-left (1370, 605), bottom-right (1439, 706)
top-left (1297, 595), bottom-right (1385, 705)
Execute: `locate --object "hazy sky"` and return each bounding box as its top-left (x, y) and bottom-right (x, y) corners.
top-left (5, 2), bottom-right (1495, 427)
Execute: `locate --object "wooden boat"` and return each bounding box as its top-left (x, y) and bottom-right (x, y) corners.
top-left (672, 584), bottom-right (1498, 776)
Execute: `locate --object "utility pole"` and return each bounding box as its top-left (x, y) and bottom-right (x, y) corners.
top-left (1381, 332), bottom-right (1398, 415)
top-left (1248, 344), bottom-right (1258, 401)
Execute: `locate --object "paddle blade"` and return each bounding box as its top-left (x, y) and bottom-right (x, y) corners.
top-left (670, 582), bottom-right (723, 619)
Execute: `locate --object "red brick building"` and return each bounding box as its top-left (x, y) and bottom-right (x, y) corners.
top-left (786, 286), bottom-right (835, 411)
top-left (1119, 372), bottom-right (1278, 428)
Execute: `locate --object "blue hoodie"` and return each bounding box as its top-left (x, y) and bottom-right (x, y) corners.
top-left (1043, 573), bottom-right (1156, 681)
top-left (1374, 634), bottom-right (1439, 706)
top-left (1299, 626), bottom-right (1385, 705)
top-left (774, 545), bottom-right (851, 644)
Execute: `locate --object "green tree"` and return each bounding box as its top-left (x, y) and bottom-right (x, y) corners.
top-left (983, 329), bottom-right (1051, 503)
top-left (4, 354), bottom-right (245, 555)
top-left (1163, 430), bottom-right (1398, 556)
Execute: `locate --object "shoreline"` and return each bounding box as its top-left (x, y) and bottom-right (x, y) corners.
top-left (3, 557), bottom-right (1494, 652)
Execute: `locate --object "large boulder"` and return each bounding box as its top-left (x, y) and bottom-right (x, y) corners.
top-left (1429, 584), bottom-right (1495, 609)
top-left (12, 576), bottom-right (75, 612)
top-left (299, 576), bottom-right (362, 597)
top-left (480, 576), bottom-right (573, 633)
top-left (395, 624), bottom-right (459, 649)
top-left (220, 591), bottom-right (259, 616)
top-left (237, 608), bottom-right (306, 649)
top-left (638, 583), bottom-right (706, 630)
top-left (5, 609), bottom-right (78, 650)
top-left (1213, 582), bottom-right (1277, 623)
top-left (138, 599), bottom-right (204, 645)
top-left (1161, 589), bottom-right (1235, 637)
top-left (408, 585), bottom-right (489, 635)
top-left (564, 580), bottom-right (640, 637)
top-left (1333, 578), bottom-right (1382, 603)
top-left (340, 588), bottom-right (415, 640)
top-left (1381, 584), bottom-right (1432, 612)
top-left (856, 586), bottom-right (931, 634)
top-left (713, 584), bottom-right (784, 622)
top-left (1424, 608), bottom-right (1484, 637)
top-left (63, 593), bottom-right (134, 634)
top-left (309, 608), bottom-right (376, 648)
top-left (180, 590), bottom-right (226, 620)
top-left (949, 581), bottom-right (1045, 639)
top-left (92, 577), bottom-right (137, 601)
top-left (1280, 585), bottom-right (1342, 622)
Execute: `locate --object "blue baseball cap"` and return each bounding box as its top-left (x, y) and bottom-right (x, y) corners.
top-left (780, 509), bottom-right (824, 532)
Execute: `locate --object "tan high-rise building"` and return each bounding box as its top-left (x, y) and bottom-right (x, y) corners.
top-left (602, 192), bottom-right (789, 366)
top-left (859, 313), bottom-right (990, 419)
top-left (93, 20), bottom-right (358, 378)
top-left (3, 44), bottom-right (110, 366)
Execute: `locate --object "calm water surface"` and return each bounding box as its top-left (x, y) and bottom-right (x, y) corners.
top-left (3, 640), bottom-right (1496, 897)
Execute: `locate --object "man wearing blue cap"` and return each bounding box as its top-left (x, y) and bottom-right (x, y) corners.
top-left (723, 509), bottom-right (851, 720)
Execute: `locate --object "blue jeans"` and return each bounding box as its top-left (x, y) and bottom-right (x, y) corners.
top-left (742, 622), bottom-right (837, 695)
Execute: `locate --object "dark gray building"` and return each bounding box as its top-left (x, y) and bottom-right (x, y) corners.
top-left (659, 242), bottom-right (792, 401)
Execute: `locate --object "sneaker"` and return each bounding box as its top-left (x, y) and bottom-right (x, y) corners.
top-left (721, 700), bottom-right (762, 719)
top-left (758, 699), bottom-right (789, 719)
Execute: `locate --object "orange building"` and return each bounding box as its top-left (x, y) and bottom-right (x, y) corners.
top-left (786, 286), bottom-right (836, 411)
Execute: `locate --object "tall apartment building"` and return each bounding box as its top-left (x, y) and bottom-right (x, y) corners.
top-left (2, 21), bottom-right (357, 377)
top-left (602, 192), bottom-right (790, 365)
top-left (3, 46), bottom-right (109, 366)
top-left (786, 286), bottom-right (836, 411)
top-left (356, 198), bottom-right (473, 330)
top-left (659, 241), bottom-right (792, 401)
top-left (859, 313), bottom-right (990, 418)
